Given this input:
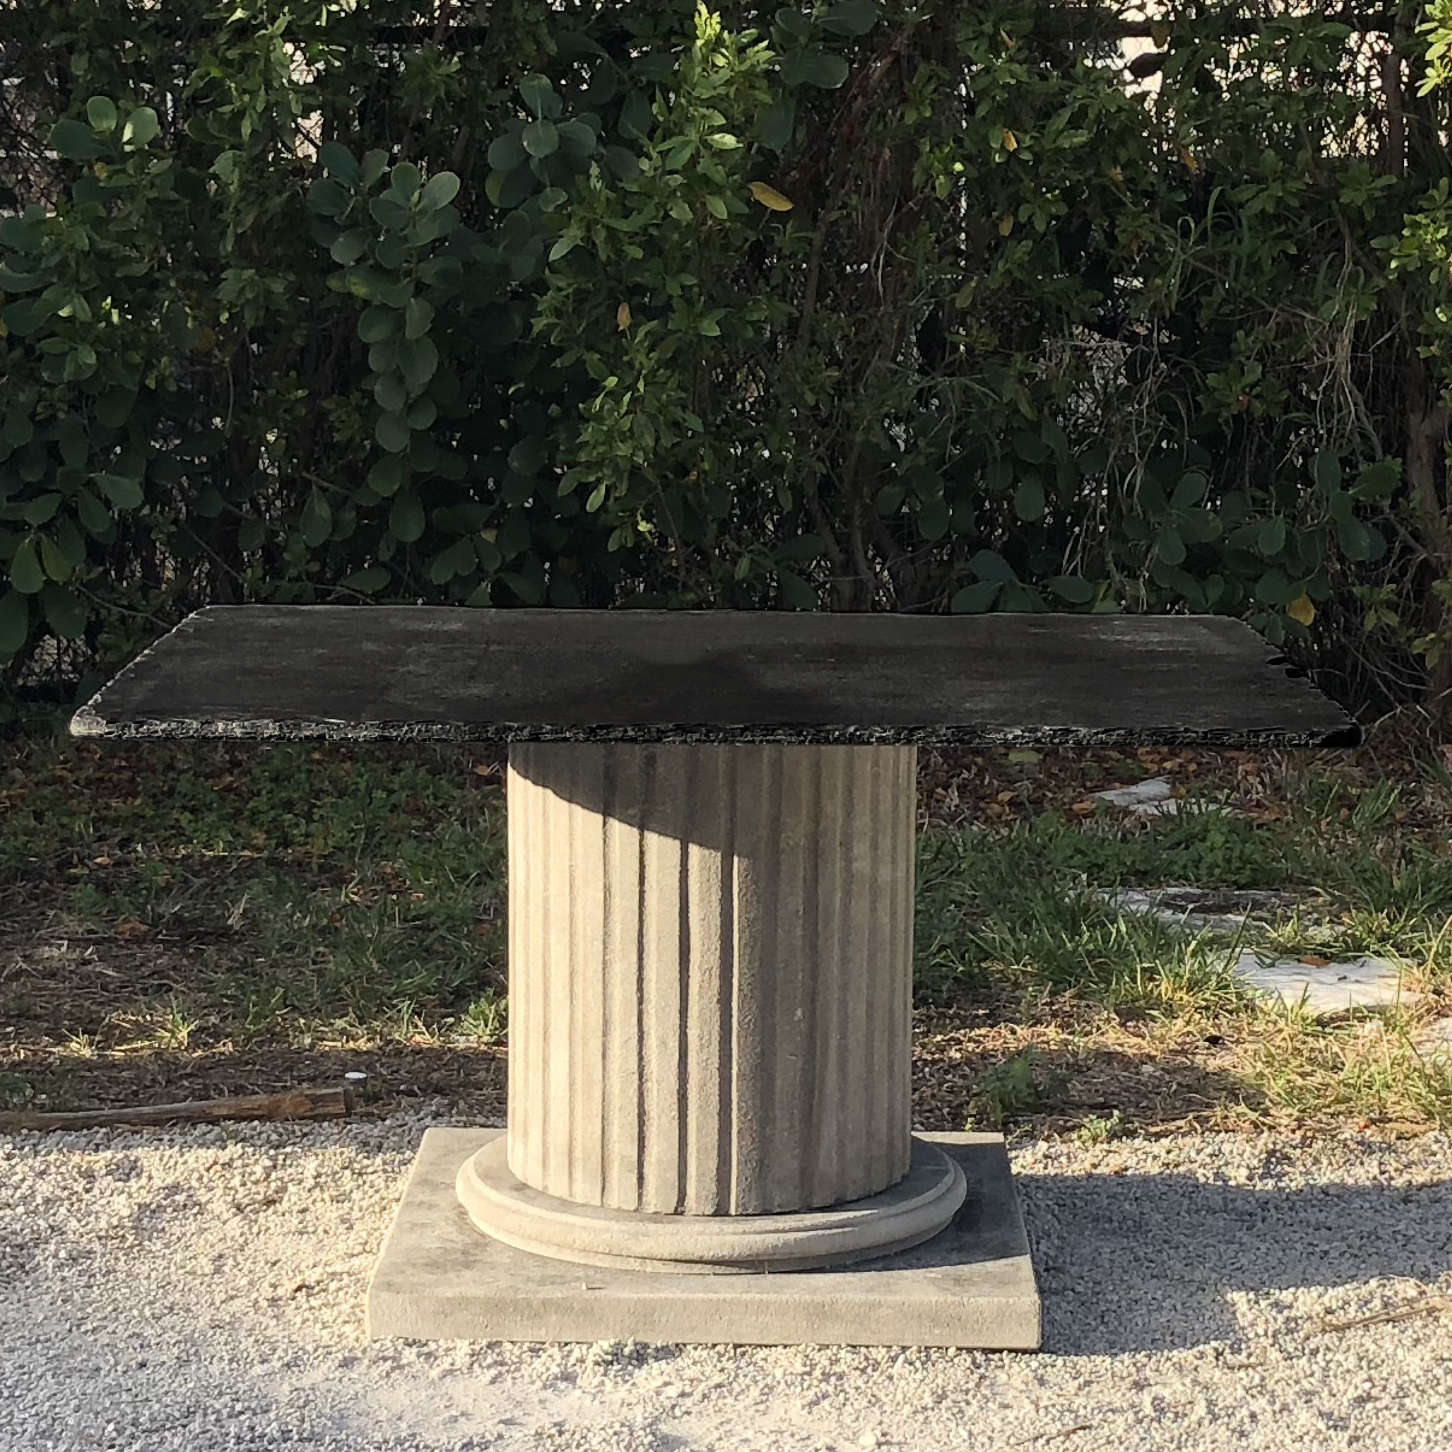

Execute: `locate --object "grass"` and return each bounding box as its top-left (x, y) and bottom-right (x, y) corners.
top-left (2, 703), bottom-right (1451, 1134)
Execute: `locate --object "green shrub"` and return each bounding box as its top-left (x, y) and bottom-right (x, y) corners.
top-left (1, 1), bottom-right (1448, 723)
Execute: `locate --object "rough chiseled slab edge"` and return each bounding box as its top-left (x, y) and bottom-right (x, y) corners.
top-left (69, 606), bottom-right (1363, 748)
top-left (365, 1128), bottom-right (1041, 1350)
top-left (70, 716), bottom-right (1362, 748)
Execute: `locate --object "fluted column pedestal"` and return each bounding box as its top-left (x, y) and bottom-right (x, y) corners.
top-left (455, 742), bottom-right (967, 1273)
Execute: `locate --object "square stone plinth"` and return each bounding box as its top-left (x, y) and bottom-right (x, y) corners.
top-left (366, 1128), bottom-right (1040, 1349)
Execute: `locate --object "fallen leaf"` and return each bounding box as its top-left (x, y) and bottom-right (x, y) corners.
top-left (1287, 595), bottom-right (1315, 626)
top-left (1002, 129), bottom-right (1018, 151)
top-left (998, 213), bottom-right (1015, 235)
top-left (1300, 954), bottom-right (1332, 967)
top-left (748, 181), bottom-right (792, 211)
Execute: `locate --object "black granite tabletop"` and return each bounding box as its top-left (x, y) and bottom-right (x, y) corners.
top-left (67, 605), bottom-right (1360, 748)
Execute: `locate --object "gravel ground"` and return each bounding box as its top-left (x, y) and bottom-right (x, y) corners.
top-left (3, 1109), bottom-right (1451, 1452)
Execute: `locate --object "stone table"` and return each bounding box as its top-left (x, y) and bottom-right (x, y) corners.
top-left (71, 605), bottom-right (1359, 1348)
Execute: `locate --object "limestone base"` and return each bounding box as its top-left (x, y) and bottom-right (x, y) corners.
top-left (456, 1133), bottom-right (966, 1274)
top-left (367, 1128), bottom-right (1041, 1349)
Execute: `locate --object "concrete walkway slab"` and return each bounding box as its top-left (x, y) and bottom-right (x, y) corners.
top-left (1234, 951), bottom-right (1418, 1014)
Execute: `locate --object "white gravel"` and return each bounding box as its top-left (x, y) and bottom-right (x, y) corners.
top-left (3, 1109), bottom-right (1451, 1452)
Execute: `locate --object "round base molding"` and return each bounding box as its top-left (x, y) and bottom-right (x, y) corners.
top-left (456, 1135), bottom-right (967, 1275)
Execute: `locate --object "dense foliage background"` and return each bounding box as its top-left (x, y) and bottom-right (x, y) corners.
top-left (2, 1), bottom-right (1451, 728)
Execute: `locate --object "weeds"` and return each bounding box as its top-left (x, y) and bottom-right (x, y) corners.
top-left (3, 724), bottom-right (1451, 1133)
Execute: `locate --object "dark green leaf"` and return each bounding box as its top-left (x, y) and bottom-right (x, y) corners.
top-left (875, 483), bottom-right (906, 516)
top-left (75, 487), bottom-right (111, 537)
top-left (1013, 477), bottom-right (1045, 521)
top-left (1157, 522), bottom-right (1185, 566)
top-left (557, 120), bottom-right (598, 158)
top-left (93, 473), bottom-right (142, 509)
top-left (9, 537), bottom-right (43, 593)
top-left (358, 306), bottom-right (398, 344)
top-left (604, 145), bottom-right (641, 181)
top-left (519, 74), bottom-right (563, 120)
top-left (56, 415), bottom-right (88, 468)
top-left (1337, 518), bottom-right (1374, 561)
top-left (1259, 517), bottom-right (1286, 556)
top-left (508, 437), bottom-right (548, 477)
top-left (917, 496), bottom-right (949, 540)
top-left (1314, 450), bottom-right (1342, 495)
top-left (784, 50), bottom-right (852, 89)
top-left (775, 8), bottom-right (816, 40)
top-left (121, 106), bottom-right (159, 149)
top-left (2, 297), bottom-right (54, 337)
top-left (951, 581), bottom-right (1003, 613)
top-left (49, 118), bottom-right (102, 160)
top-left (0, 589), bottom-right (29, 655)
top-left (367, 454), bottom-right (406, 497)
top-left (421, 171), bottom-right (460, 210)
top-left (0, 215), bottom-right (39, 251)
top-left (404, 296), bottom-right (434, 340)
top-left (776, 533), bottom-right (825, 563)
top-left (619, 90), bottom-right (654, 142)
top-left (821, 0), bottom-right (881, 35)
top-left (193, 486), bottom-right (224, 518)
top-left (1171, 470), bottom-right (1208, 508)
top-left (93, 388), bottom-right (134, 430)
top-left (501, 569), bottom-right (544, 604)
top-left (40, 581), bottom-right (84, 638)
top-left (300, 487), bottom-right (332, 547)
top-left (369, 194), bottom-right (411, 228)
top-left (341, 566), bottom-right (391, 594)
top-left (390, 162), bottom-right (422, 198)
top-left (319, 141), bottom-right (360, 184)
top-left (1046, 575), bottom-right (1096, 604)
top-left (1350, 459), bottom-right (1400, 501)
top-left (777, 568), bottom-right (817, 609)
top-left (1255, 569), bottom-right (1289, 606)
top-left (757, 95), bottom-right (796, 150)
top-left (85, 96), bottom-right (118, 133)
top-left (1012, 429), bottom-right (1049, 463)
top-left (373, 371), bottom-right (407, 412)
top-left (983, 459), bottom-right (1013, 492)
top-left (968, 548), bottom-right (1018, 583)
top-left (375, 410), bottom-right (412, 453)
top-left (360, 150), bottom-right (389, 188)
top-left (22, 493), bottom-right (61, 525)
top-left (389, 489), bottom-right (425, 543)
top-left (490, 163), bottom-right (537, 211)
top-left (330, 230), bottom-right (369, 265)
top-left (39, 532), bottom-right (70, 581)
top-left (523, 119), bottom-right (559, 158)
top-left (488, 129), bottom-right (527, 172)
top-left (308, 177), bottom-right (349, 217)
top-left (397, 335), bottom-right (439, 392)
